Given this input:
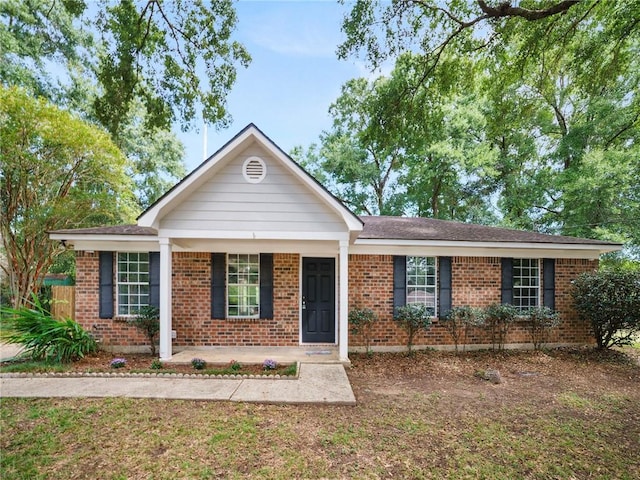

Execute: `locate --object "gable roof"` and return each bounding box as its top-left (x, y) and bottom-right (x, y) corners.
top-left (358, 216), bottom-right (620, 248)
top-left (137, 123), bottom-right (363, 233)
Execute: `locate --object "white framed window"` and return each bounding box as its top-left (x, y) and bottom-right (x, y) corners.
top-left (117, 252), bottom-right (149, 316)
top-left (513, 258), bottom-right (540, 312)
top-left (227, 254), bottom-right (260, 318)
top-left (406, 256), bottom-right (437, 316)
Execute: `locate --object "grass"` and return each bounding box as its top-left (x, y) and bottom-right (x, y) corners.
top-left (1, 348), bottom-right (639, 479)
top-left (0, 360), bottom-right (68, 374)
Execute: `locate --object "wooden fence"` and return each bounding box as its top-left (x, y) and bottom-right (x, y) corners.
top-left (51, 286), bottom-right (75, 320)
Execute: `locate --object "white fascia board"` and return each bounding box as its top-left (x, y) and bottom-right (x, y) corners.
top-left (67, 240), bottom-right (160, 252)
top-left (158, 229), bottom-right (350, 242)
top-left (351, 240), bottom-right (618, 259)
top-left (50, 233), bottom-right (158, 243)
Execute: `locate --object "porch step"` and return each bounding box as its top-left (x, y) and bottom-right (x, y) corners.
top-left (166, 346), bottom-right (341, 365)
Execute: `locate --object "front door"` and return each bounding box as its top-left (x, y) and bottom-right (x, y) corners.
top-left (302, 257), bottom-right (335, 343)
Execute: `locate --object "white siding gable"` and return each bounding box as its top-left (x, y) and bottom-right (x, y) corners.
top-left (160, 143), bottom-right (348, 235)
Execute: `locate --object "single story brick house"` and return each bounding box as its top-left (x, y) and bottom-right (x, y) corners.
top-left (50, 124), bottom-right (620, 362)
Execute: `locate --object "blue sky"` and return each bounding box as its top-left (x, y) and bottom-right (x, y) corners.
top-left (178, 1), bottom-right (369, 172)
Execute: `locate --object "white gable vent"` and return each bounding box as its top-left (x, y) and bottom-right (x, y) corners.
top-left (243, 156), bottom-right (267, 183)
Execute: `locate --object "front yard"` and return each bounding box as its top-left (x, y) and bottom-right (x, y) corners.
top-left (1, 347), bottom-right (639, 479)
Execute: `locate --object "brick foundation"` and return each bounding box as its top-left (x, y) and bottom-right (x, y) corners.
top-left (76, 251), bottom-right (597, 351)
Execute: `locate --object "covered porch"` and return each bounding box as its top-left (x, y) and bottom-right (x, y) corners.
top-left (156, 239), bottom-right (353, 363)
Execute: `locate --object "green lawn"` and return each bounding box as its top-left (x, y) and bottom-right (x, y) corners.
top-left (2, 348), bottom-right (639, 479)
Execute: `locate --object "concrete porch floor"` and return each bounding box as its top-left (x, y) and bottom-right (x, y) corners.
top-left (166, 346), bottom-right (341, 365)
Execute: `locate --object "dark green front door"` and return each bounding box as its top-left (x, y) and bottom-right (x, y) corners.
top-left (302, 257), bottom-right (335, 343)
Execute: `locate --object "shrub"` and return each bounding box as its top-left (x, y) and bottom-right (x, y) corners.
top-left (571, 270), bottom-right (640, 349)
top-left (263, 359), bottom-right (277, 370)
top-left (150, 359), bottom-right (163, 370)
top-left (128, 306), bottom-right (160, 356)
top-left (483, 303), bottom-right (519, 351)
top-left (0, 295), bottom-right (97, 363)
top-left (525, 307), bottom-right (561, 351)
top-left (349, 307), bottom-right (377, 355)
top-left (229, 360), bottom-right (242, 372)
top-left (191, 358), bottom-right (206, 370)
top-left (110, 358), bottom-right (126, 369)
top-left (441, 306), bottom-right (484, 353)
top-left (394, 304), bottom-right (432, 354)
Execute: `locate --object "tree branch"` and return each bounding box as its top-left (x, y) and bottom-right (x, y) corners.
top-left (477, 0), bottom-right (580, 21)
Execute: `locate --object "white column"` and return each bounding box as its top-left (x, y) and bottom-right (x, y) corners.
top-left (338, 240), bottom-right (350, 363)
top-left (159, 238), bottom-right (173, 360)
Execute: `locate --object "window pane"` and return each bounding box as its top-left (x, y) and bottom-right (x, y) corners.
top-left (512, 259), bottom-right (540, 312)
top-left (406, 257), bottom-right (437, 315)
top-left (116, 252), bottom-right (150, 316)
top-left (227, 254), bottom-right (260, 318)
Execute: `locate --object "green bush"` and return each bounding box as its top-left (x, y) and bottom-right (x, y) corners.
top-left (394, 304), bottom-right (432, 354)
top-left (525, 307), bottom-right (561, 351)
top-left (441, 306), bottom-right (484, 353)
top-left (483, 303), bottom-right (519, 351)
top-left (349, 307), bottom-right (377, 354)
top-left (0, 296), bottom-right (97, 363)
top-left (571, 270), bottom-right (640, 349)
top-left (128, 306), bottom-right (160, 356)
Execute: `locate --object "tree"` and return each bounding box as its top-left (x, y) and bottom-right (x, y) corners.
top-left (312, 77), bottom-right (410, 215)
top-left (1, 0), bottom-right (251, 136)
top-left (0, 86), bottom-right (136, 307)
top-left (572, 270), bottom-right (640, 349)
top-left (339, 1), bottom-right (639, 94)
top-left (337, 1), bottom-right (639, 250)
top-left (1, 0), bottom-right (249, 208)
top-left (119, 100), bottom-right (186, 209)
top-left (297, 53), bottom-right (496, 220)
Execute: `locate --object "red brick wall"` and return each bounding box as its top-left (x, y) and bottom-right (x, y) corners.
top-left (76, 251), bottom-right (597, 351)
top-left (75, 251), bottom-right (300, 349)
top-left (75, 251), bottom-right (147, 348)
top-left (171, 252), bottom-right (299, 347)
top-left (348, 255), bottom-right (598, 349)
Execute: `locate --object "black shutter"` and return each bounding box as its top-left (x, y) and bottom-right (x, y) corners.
top-left (259, 253), bottom-right (274, 319)
top-left (543, 258), bottom-right (555, 309)
top-left (438, 257), bottom-right (452, 319)
top-left (149, 252), bottom-right (160, 309)
top-left (211, 253), bottom-right (226, 319)
top-left (99, 252), bottom-right (114, 319)
top-left (501, 258), bottom-right (513, 305)
top-left (393, 256), bottom-right (407, 316)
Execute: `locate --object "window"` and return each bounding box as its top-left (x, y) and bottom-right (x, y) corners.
top-left (512, 258), bottom-right (540, 311)
top-left (117, 252), bottom-right (149, 316)
top-left (406, 256), bottom-right (437, 316)
top-left (227, 254), bottom-right (260, 318)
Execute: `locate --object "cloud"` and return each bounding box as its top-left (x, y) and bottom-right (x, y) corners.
top-left (240, 2), bottom-right (345, 58)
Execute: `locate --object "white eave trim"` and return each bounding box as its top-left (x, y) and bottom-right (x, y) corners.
top-left (50, 233), bottom-right (158, 243)
top-left (354, 238), bottom-right (620, 251)
top-left (157, 229), bottom-right (351, 242)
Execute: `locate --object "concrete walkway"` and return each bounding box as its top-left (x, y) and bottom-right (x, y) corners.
top-left (0, 363), bottom-right (356, 405)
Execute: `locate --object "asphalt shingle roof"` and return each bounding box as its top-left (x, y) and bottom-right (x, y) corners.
top-left (50, 217), bottom-right (618, 246)
top-left (358, 216), bottom-right (617, 245)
